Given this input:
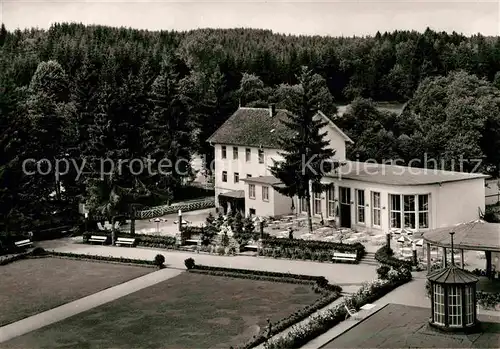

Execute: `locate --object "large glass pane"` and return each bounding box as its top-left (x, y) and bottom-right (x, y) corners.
top-left (404, 195), bottom-right (415, 211)
top-left (391, 212), bottom-right (401, 228)
top-left (419, 194), bottom-right (429, 211)
top-left (404, 213), bottom-right (416, 229)
top-left (419, 212), bottom-right (429, 229)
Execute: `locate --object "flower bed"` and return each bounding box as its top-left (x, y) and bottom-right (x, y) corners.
top-left (476, 291), bottom-right (500, 310)
top-left (262, 269), bottom-right (413, 349)
top-left (184, 260), bottom-right (342, 348)
top-left (374, 245), bottom-right (414, 269)
top-left (259, 237), bottom-right (365, 263)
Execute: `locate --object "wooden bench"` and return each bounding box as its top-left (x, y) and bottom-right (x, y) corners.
top-left (88, 235), bottom-right (107, 244)
top-left (15, 239), bottom-right (32, 248)
top-left (115, 237), bottom-right (136, 247)
top-left (332, 251), bottom-right (357, 263)
top-left (184, 239), bottom-right (201, 246)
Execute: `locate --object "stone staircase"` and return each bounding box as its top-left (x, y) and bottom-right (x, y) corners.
top-left (359, 252), bottom-right (378, 266)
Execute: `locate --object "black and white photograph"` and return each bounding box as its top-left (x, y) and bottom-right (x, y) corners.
top-left (0, 1), bottom-right (499, 348)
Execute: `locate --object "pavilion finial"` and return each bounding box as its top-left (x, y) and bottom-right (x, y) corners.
top-left (450, 232), bottom-right (455, 266)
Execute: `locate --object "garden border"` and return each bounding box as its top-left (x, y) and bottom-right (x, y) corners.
top-left (261, 275), bottom-right (412, 349)
top-left (184, 260), bottom-right (343, 348)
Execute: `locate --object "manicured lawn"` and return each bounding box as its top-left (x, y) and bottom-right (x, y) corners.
top-left (3, 272), bottom-right (322, 349)
top-left (0, 257), bottom-right (152, 326)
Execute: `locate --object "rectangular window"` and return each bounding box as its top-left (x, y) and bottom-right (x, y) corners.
top-left (418, 194), bottom-right (429, 229)
top-left (249, 208), bottom-right (256, 216)
top-left (465, 285), bottom-right (474, 325)
top-left (249, 184), bottom-right (256, 199)
top-left (246, 148), bottom-right (251, 162)
top-left (327, 186), bottom-right (335, 217)
top-left (433, 283), bottom-right (445, 325)
top-left (448, 285), bottom-right (462, 327)
top-left (234, 172), bottom-right (239, 183)
top-left (390, 194), bottom-right (430, 230)
top-left (403, 195), bottom-right (416, 229)
top-left (233, 147), bottom-right (238, 160)
top-left (356, 189), bottom-right (365, 223)
top-left (222, 171), bottom-right (227, 182)
top-left (390, 194), bottom-right (402, 229)
top-left (221, 146), bottom-right (226, 159)
top-left (371, 192), bottom-right (381, 226)
top-left (313, 192), bottom-right (322, 215)
top-left (262, 186), bottom-right (269, 201)
top-left (258, 149), bottom-right (264, 164)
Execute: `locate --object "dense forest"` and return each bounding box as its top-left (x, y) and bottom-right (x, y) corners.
top-left (1, 22), bottom-right (500, 231)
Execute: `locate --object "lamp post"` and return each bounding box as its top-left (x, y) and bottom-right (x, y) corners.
top-left (84, 212), bottom-right (88, 233)
top-left (178, 209), bottom-right (182, 232)
top-left (412, 241), bottom-right (417, 265)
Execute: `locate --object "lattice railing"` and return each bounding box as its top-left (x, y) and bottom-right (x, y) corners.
top-left (136, 197), bottom-right (215, 219)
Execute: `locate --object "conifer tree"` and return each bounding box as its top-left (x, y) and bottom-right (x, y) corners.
top-left (270, 66), bottom-right (338, 233)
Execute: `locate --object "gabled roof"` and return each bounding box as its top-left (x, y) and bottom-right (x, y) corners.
top-left (207, 107), bottom-right (352, 148)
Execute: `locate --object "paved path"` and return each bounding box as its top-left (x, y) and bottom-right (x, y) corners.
top-left (37, 239), bottom-right (377, 285)
top-left (0, 268), bottom-right (182, 343)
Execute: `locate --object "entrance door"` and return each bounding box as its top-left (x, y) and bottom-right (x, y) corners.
top-left (339, 187), bottom-right (351, 228)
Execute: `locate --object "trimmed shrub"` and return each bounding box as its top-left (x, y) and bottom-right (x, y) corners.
top-left (376, 265), bottom-right (390, 280)
top-left (375, 245), bottom-right (413, 270)
top-left (154, 254), bottom-right (166, 268)
top-left (31, 247), bottom-right (47, 256)
top-left (184, 257), bottom-right (195, 270)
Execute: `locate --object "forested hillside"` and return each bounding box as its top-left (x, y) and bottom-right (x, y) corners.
top-left (1, 22), bottom-right (500, 231)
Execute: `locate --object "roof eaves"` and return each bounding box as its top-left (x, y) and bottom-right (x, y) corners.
top-left (317, 110), bottom-right (354, 144)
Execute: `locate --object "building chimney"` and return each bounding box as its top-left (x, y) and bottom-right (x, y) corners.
top-left (269, 103), bottom-right (276, 117)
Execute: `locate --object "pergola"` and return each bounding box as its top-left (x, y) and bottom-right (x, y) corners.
top-left (423, 220), bottom-right (500, 277)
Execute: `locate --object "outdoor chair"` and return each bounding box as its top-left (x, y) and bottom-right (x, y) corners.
top-left (344, 303), bottom-right (362, 320)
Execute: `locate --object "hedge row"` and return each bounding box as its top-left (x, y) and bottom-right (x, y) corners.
top-left (49, 251), bottom-right (158, 266)
top-left (82, 232), bottom-right (176, 248)
top-left (374, 245), bottom-right (414, 269)
top-left (258, 247), bottom-right (358, 264)
top-left (263, 276), bottom-right (412, 349)
top-left (262, 237), bottom-right (365, 255)
top-left (0, 251), bottom-right (31, 265)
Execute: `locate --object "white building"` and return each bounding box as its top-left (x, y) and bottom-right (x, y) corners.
top-left (207, 106), bottom-right (488, 233)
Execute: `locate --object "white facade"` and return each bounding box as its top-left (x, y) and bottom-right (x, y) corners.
top-left (292, 177), bottom-right (486, 233)
top-left (240, 176), bottom-right (486, 233)
top-left (213, 113), bottom-right (349, 208)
